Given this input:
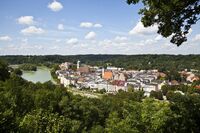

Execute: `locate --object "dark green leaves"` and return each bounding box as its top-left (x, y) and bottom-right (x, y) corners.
top-left (127, 0), bottom-right (200, 46)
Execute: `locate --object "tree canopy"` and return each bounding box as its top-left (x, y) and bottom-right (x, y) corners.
top-left (127, 0), bottom-right (200, 46)
top-left (0, 60), bottom-right (10, 81)
top-left (1, 59), bottom-right (200, 132)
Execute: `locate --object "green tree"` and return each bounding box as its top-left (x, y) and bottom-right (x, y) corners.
top-left (90, 125), bottom-right (104, 133)
top-left (127, 0), bottom-right (200, 46)
top-left (0, 60), bottom-right (10, 81)
top-left (19, 109), bottom-right (80, 133)
top-left (166, 92), bottom-right (200, 132)
top-left (166, 70), bottom-right (182, 82)
top-left (150, 90), bottom-right (164, 100)
top-left (105, 98), bottom-right (175, 132)
top-left (13, 68), bottom-right (22, 76)
top-left (0, 90), bottom-right (17, 132)
top-left (99, 88), bottom-right (106, 94)
top-left (19, 64), bottom-right (37, 71)
top-left (141, 98), bottom-right (175, 132)
top-left (105, 111), bottom-right (140, 133)
top-left (127, 84), bottom-right (135, 92)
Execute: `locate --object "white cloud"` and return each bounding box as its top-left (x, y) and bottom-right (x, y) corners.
top-left (17, 16), bottom-right (35, 25)
top-left (99, 39), bottom-right (112, 45)
top-left (144, 39), bottom-right (156, 45)
top-left (85, 31), bottom-right (96, 40)
top-left (193, 34), bottom-right (200, 41)
top-left (115, 36), bottom-right (128, 42)
top-left (80, 22), bottom-right (103, 28)
top-left (129, 21), bottom-right (157, 35)
top-left (21, 38), bottom-right (28, 44)
top-left (109, 30), bottom-right (127, 36)
top-left (0, 36), bottom-right (12, 41)
top-left (67, 38), bottom-right (79, 44)
top-left (94, 24), bottom-right (103, 28)
top-left (80, 22), bottom-right (93, 28)
top-left (48, 1), bottom-right (63, 12)
top-left (58, 24), bottom-right (64, 30)
top-left (21, 26), bottom-right (45, 35)
top-left (155, 35), bottom-right (162, 41)
top-left (56, 39), bottom-right (61, 43)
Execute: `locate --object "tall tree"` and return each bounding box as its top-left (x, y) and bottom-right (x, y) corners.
top-left (127, 0), bottom-right (200, 46)
top-left (0, 60), bottom-right (10, 81)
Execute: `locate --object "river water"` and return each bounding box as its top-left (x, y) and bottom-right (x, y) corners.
top-left (21, 66), bottom-right (56, 83)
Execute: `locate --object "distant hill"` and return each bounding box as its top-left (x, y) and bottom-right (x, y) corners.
top-left (0, 54), bottom-right (200, 71)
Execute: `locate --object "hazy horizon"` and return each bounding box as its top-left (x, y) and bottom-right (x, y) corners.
top-left (1, 54), bottom-right (200, 56)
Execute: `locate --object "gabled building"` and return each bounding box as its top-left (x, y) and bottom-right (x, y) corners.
top-left (77, 66), bottom-right (90, 74)
top-left (113, 72), bottom-right (127, 81)
top-left (102, 71), bottom-right (113, 80)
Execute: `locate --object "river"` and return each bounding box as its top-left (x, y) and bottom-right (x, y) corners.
top-left (21, 66), bottom-right (56, 83)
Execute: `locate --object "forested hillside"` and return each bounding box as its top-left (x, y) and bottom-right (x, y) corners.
top-left (1, 54), bottom-right (200, 71)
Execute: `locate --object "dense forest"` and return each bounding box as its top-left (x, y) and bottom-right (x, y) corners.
top-left (19, 64), bottom-right (37, 71)
top-left (1, 59), bottom-right (200, 132)
top-left (1, 54), bottom-right (200, 71)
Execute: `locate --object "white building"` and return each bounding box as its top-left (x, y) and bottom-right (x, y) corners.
top-left (107, 66), bottom-right (123, 71)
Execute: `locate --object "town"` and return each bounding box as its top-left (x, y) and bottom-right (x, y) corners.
top-left (56, 61), bottom-right (199, 96)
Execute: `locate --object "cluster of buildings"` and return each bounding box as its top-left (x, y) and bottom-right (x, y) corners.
top-left (180, 70), bottom-right (200, 83)
top-left (56, 61), bottom-right (169, 96)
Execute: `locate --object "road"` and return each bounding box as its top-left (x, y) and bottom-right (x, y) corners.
top-left (67, 87), bottom-right (103, 99)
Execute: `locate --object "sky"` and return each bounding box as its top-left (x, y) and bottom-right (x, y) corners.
top-left (0, 0), bottom-right (200, 55)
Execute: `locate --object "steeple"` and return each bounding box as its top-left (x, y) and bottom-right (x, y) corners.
top-left (77, 60), bottom-right (80, 70)
top-left (102, 68), bottom-right (105, 77)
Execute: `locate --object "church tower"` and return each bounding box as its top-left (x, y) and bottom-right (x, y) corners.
top-left (77, 60), bottom-right (80, 70)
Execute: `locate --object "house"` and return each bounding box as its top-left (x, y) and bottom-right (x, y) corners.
top-left (88, 82), bottom-right (98, 89)
top-left (59, 62), bottom-right (73, 70)
top-left (107, 66), bottom-right (123, 71)
top-left (111, 80), bottom-right (127, 92)
top-left (186, 73), bottom-right (195, 82)
top-left (77, 66), bottom-right (90, 74)
top-left (191, 76), bottom-right (199, 82)
top-left (157, 72), bottom-right (166, 78)
top-left (60, 77), bottom-right (70, 87)
top-left (142, 83), bottom-right (158, 96)
top-left (113, 73), bottom-right (127, 81)
top-left (106, 84), bottom-right (116, 93)
top-left (102, 71), bottom-right (113, 80)
top-left (77, 77), bottom-right (85, 84)
top-left (98, 83), bottom-right (108, 91)
top-left (195, 85), bottom-right (200, 89)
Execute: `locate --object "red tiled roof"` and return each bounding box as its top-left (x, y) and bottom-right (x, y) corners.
top-left (191, 76), bottom-right (199, 81)
top-left (195, 86), bottom-right (200, 89)
top-left (112, 80), bottom-right (126, 86)
top-left (103, 71), bottom-right (113, 80)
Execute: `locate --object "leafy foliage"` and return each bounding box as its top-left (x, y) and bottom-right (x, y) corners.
top-left (0, 60), bottom-right (10, 81)
top-left (127, 0), bottom-right (200, 46)
top-left (19, 64), bottom-right (37, 71)
top-left (1, 59), bottom-right (200, 132)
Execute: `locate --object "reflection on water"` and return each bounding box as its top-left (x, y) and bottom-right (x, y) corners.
top-left (22, 66), bottom-right (56, 83)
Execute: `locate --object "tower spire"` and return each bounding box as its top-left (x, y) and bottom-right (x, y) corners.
top-left (77, 60), bottom-right (80, 70)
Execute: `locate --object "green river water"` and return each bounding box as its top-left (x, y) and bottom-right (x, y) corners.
top-left (21, 66), bottom-right (56, 83)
